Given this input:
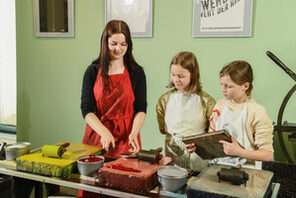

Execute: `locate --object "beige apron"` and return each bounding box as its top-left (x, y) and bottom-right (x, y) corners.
top-left (211, 100), bottom-right (261, 169)
top-left (164, 93), bottom-right (208, 172)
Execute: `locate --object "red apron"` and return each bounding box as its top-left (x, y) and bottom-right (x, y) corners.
top-left (82, 67), bottom-right (141, 158)
top-left (79, 68), bottom-right (142, 197)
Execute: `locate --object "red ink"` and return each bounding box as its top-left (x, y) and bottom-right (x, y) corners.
top-left (78, 156), bottom-right (104, 163)
top-left (107, 164), bottom-right (141, 173)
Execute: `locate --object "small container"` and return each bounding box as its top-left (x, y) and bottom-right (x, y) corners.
top-left (77, 155), bottom-right (104, 177)
top-left (4, 142), bottom-right (31, 161)
top-left (157, 165), bottom-right (189, 192)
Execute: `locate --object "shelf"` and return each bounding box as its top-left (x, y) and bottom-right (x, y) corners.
top-left (274, 121), bottom-right (296, 132)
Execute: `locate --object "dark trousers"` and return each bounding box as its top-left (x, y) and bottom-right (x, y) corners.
top-left (12, 177), bottom-right (43, 198)
top-left (12, 177), bottom-right (59, 198)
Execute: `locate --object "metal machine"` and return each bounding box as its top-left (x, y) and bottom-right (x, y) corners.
top-left (266, 51), bottom-right (296, 163)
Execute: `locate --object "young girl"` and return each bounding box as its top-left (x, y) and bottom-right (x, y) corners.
top-left (156, 51), bottom-right (216, 172)
top-left (186, 60), bottom-right (273, 168)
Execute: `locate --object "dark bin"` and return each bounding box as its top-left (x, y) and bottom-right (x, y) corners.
top-left (0, 174), bottom-right (12, 197)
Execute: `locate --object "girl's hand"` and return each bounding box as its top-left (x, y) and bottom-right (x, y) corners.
top-left (219, 136), bottom-right (244, 157)
top-left (184, 143), bottom-right (196, 153)
top-left (160, 129), bottom-right (167, 135)
top-left (128, 133), bottom-right (140, 153)
top-left (100, 130), bottom-right (115, 152)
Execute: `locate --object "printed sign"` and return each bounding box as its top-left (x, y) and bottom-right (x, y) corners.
top-left (193, 0), bottom-right (253, 37)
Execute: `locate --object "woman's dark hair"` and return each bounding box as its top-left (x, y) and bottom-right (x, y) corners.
top-left (168, 51), bottom-right (202, 94)
top-left (92, 20), bottom-right (141, 89)
top-left (220, 60), bottom-right (253, 96)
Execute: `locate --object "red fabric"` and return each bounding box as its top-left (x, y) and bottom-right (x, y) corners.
top-left (82, 67), bottom-right (142, 156)
top-left (78, 189), bottom-right (111, 198)
top-left (212, 109), bottom-right (220, 116)
top-left (209, 109), bottom-right (220, 132)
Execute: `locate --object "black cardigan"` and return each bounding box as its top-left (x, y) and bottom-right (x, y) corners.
top-left (80, 64), bottom-right (147, 118)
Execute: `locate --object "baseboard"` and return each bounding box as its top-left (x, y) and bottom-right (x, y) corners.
top-left (0, 132), bottom-right (16, 143)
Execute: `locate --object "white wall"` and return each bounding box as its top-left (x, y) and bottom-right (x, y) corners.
top-left (0, 0), bottom-right (16, 125)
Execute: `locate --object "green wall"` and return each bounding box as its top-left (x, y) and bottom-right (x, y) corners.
top-left (16, 0), bottom-right (296, 162)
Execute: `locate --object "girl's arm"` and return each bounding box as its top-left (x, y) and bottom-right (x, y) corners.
top-left (202, 92), bottom-right (216, 131)
top-left (156, 92), bottom-right (169, 134)
top-left (240, 149), bottom-right (273, 161)
top-left (184, 143), bottom-right (196, 153)
top-left (238, 102), bottom-right (273, 161)
top-left (208, 100), bottom-right (223, 133)
top-left (220, 136), bottom-right (273, 161)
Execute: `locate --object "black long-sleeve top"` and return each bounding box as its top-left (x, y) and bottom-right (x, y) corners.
top-left (80, 64), bottom-right (147, 118)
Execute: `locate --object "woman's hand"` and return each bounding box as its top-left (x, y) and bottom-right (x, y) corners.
top-left (128, 132), bottom-right (140, 153)
top-left (219, 136), bottom-right (244, 157)
top-left (128, 112), bottom-right (145, 153)
top-left (100, 129), bottom-right (115, 152)
top-left (184, 143), bottom-right (196, 153)
top-left (85, 113), bottom-right (115, 151)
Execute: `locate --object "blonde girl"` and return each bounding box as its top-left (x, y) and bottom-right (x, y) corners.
top-left (156, 51), bottom-right (216, 172)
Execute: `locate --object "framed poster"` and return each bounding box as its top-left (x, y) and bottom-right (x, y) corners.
top-left (192, 0), bottom-right (253, 37)
top-left (105, 0), bottom-right (153, 38)
top-left (33, 0), bottom-right (74, 37)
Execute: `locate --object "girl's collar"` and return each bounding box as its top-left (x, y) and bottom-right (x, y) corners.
top-left (230, 96), bottom-right (251, 104)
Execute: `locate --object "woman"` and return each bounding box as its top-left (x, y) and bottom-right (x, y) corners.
top-left (80, 20), bottom-right (147, 158)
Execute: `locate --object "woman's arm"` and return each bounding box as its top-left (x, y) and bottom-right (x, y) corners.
top-left (128, 112), bottom-right (146, 153)
top-left (81, 65), bottom-right (97, 118)
top-left (85, 113), bottom-right (115, 151)
top-left (81, 65), bottom-right (115, 151)
top-left (133, 68), bottom-right (147, 114)
top-left (129, 68), bottom-right (147, 152)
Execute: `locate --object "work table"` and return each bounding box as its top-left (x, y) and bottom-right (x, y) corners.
top-left (0, 159), bottom-right (288, 198)
top-left (0, 162), bottom-right (169, 198)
